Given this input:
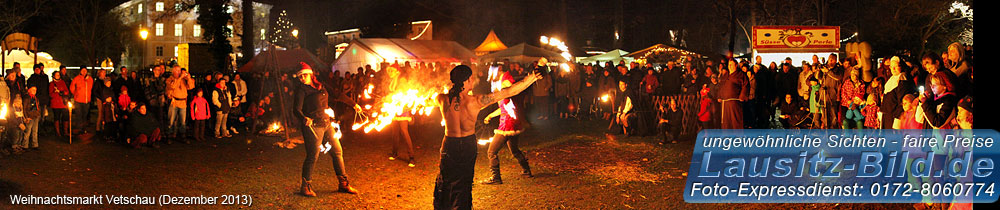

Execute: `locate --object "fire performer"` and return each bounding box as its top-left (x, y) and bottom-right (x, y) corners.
top-left (481, 66), bottom-right (533, 185)
top-left (294, 63), bottom-right (358, 196)
top-left (385, 66), bottom-right (416, 167)
top-left (434, 65), bottom-right (540, 210)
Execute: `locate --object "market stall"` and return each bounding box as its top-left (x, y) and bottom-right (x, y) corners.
top-left (751, 26), bottom-right (840, 66)
top-left (332, 38), bottom-right (475, 74)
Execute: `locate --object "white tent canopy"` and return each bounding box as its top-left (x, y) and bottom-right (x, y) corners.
top-left (2, 47), bottom-right (62, 78)
top-left (332, 38), bottom-right (475, 74)
top-left (579, 49), bottom-right (631, 66)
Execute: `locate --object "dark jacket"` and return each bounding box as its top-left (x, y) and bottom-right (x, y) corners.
top-left (880, 78), bottom-right (916, 129)
top-left (25, 94), bottom-right (42, 119)
top-left (922, 93), bottom-right (958, 128)
top-left (293, 83), bottom-right (329, 123)
top-left (129, 111), bottom-right (159, 136)
top-left (27, 73), bottom-right (49, 106)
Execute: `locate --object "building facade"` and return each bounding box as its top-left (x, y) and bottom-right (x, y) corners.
top-left (113, 0), bottom-right (271, 71)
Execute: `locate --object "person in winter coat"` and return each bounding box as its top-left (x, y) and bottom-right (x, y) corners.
top-left (190, 89), bottom-right (211, 141)
top-left (128, 103), bottom-right (161, 148)
top-left (212, 77), bottom-right (233, 138)
top-left (918, 72), bottom-right (959, 129)
top-left (70, 67), bottom-right (94, 133)
top-left (49, 70), bottom-right (71, 137)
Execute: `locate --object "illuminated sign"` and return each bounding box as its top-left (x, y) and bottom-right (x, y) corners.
top-left (753, 26), bottom-right (839, 51)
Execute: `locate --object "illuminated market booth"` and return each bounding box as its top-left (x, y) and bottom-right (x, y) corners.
top-left (625, 44), bottom-right (703, 65)
top-left (332, 38), bottom-right (476, 74)
top-left (751, 26), bottom-right (840, 66)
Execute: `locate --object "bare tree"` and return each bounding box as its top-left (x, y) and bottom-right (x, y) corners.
top-left (51, 0), bottom-right (127, 66)
top-left (0, 0), bottom-right (48, 40)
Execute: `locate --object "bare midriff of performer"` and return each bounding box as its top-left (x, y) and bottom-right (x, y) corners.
top-left (433, 65), bottom-right (540, 210)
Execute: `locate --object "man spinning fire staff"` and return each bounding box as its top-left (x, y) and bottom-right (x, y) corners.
top-left (434, 65), bottom-right (540, 210)
top-left (294, 63), bottom-right (359, 196)
top-left (481, 65), bottom-right (533, 185)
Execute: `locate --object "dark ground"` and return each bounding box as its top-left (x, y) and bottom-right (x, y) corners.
top-left (0, 114), bottom-right (916, 209)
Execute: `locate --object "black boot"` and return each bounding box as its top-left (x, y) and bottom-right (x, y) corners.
top-left (480, 169), bottom-right (503, 184)
top-left (520, 161), bottom-right (534, 178)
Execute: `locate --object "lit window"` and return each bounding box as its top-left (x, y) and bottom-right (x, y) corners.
top-left (175, 3), bottom-right (182, 11)
top-left (155, 23), bottom-right (163, 36)
top-left (174, 24), bottom-right (182, 36)
top-left (226, 5), bottom-right (234, 14)
top-left (174, 46), bottom-right (179, 57)
top-left (193, 25), bottom-right (201, 37)
top-left (227, 25), bottom-right (234, 37)
top-left (155, 2), bottom-right (164, 11)
top-left (260, 29), bottom-right (265, 40)
top-left (137, 4), bottom-right (143, 13)
top-left (194, 5), bottom-right (199, 13)
top-left (156, 46), bottom-right (163, 56)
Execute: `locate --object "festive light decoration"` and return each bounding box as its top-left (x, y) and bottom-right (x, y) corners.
top-left (840, 32), bottom-right (858, 43)
top-left (269, 10), bottom-right (298, 48)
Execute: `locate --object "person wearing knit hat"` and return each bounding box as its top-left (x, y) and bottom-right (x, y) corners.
top-left (434, 65), bottom-right (541, 210)
top-left (295, 60), bottom-right (358, 196)
top-left (956, 96), bottom-right (972, 129)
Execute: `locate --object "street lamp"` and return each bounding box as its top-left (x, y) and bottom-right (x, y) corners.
top-left (292, 29), bottom-right (299, 38)
top-left (140, 29), bottom-right (149, 71)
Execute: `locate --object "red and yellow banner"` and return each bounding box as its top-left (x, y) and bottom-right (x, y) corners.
top-left (753, 26), bottom-right (839, 51)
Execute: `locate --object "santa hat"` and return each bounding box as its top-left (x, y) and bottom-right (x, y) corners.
top-left (296, 62), bottom-right (314, 76)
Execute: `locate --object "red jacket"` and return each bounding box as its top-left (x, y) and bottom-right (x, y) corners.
top-left (70, 75), bottom-right (93, 103)
top-left (642, 74), bottom-right (659, 94)
top-left (49, 80), bottom-right (70, 109)
top-left (698, 97), bottom-right (713, 122)
top-left (190, 96), bottom-right (210, 120)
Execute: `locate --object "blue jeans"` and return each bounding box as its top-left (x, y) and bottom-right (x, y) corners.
top-left (167, 105), bottom-right (187, 136)
top-left (301, 121), bottom-right (346, 180)
top-left (22, 117), bottom-right (39, 148)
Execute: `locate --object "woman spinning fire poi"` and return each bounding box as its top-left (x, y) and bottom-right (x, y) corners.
top-left (385, 65), bottom-right (416, 167)
top-left (294, 63), bottom-right (359, 197)
top-left (480, 65), bottom-right (533, 185)
top-left (433, 65), bottom-right (540, 210)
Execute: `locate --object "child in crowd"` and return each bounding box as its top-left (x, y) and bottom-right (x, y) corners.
top-left (697, 86), bottom-right (713, 130)
top-left (843, 96), bottom-right (864, 129)
top-left (118, 87), bottom-right (131, 113)
top-left (808, 78), bottom-right (823, 128)
top-left (98, 80), bottom-right (117, 142)
top-left (894, 94), bottom-right (923, 129)
top-left (190, 89), bottom-right (210, 141)
top-left (247, 97), bottom-right (268, 134)
top-left (9, 96), bottom-right (25, 152)
top-left (862, 94), bottom-right (881, 128)
top-left (117, 87), bottom-right (133, 144)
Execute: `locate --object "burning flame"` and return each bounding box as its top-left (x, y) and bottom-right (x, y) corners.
top-left (363, 84), bottom-right (374, 99)
top-left (264, 122), bottom-right (282, 134)
top-left (478, 137), bottom-right (493, 145)
top-left (601, 94), bottom-right (610, 103)
top-left (322, 108), bottom-right (344, 154)
top-left (352, 87), bottom-right (439, 133)
top-left (0, 103), bottom-right (6, 120)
